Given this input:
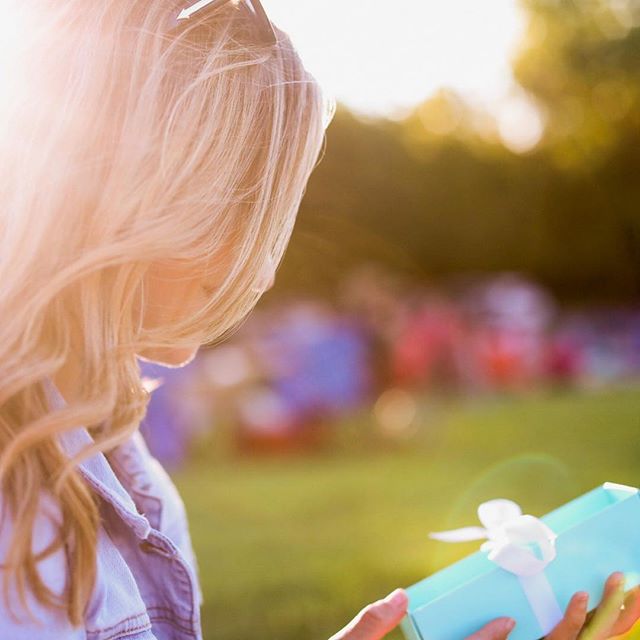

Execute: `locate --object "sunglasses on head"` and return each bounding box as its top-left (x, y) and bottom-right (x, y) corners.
top-left (170, 0), bottom-right (277, 46)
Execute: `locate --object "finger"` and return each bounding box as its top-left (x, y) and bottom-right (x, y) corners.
top-left (464, 617), bottom-right (516, 640)
top-left (609, 586), bottom-right (640, 636)
top-left (581, 573), bottom-right (625, 640)
top-left (545, 591), bottom-right (588, 640)
top-left (329, 588), bottom-right (409, 640)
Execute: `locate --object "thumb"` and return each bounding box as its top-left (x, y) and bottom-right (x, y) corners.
top-left (329, 589), bottom-right (409, 640)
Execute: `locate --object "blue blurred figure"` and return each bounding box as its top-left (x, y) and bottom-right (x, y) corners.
top-left (274, 310), bottom-right (372, 421)
top-left (137, 358), bottom-right (199, 470)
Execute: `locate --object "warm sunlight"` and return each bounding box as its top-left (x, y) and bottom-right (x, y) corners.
top-left (265, 0), bottom-right (527, 120)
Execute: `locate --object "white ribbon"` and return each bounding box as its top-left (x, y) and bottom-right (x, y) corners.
top-left (430, 499), bottom-right (563, 634)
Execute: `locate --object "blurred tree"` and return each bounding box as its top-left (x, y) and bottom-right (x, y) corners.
top-left (514, 0), bottom-right (640, 293)
top-left (515, 0), bottom-right (640, 168)
top-left (272, 2), bottom-right (640, 305)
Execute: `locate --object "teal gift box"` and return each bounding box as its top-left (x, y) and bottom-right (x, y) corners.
top-left (401, 482), bottom-right (640, 640)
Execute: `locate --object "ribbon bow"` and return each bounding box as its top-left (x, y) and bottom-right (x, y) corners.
top-left (430, 499), bottom-right (558, 577)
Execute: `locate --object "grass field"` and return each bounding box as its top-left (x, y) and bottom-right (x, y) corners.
top-left (174, 383), bottom-right (640, 640)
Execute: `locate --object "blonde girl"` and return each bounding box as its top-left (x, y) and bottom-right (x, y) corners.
top-left (0, 1), bottom-right (639, 638)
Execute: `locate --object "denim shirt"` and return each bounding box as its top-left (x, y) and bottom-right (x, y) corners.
top-left (0, 377), bottom-right (204, 639)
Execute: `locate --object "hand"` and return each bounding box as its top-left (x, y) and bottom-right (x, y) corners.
top-left (329, 588), bottom-right (516, 640)
top-left (328, 588), bottom-right (409, 640)
top-left (328, 573), bottom-right (640, 640)
top-left (545, 572), bottom-right (640, 640)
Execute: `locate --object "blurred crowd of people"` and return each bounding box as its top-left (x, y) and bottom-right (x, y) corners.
top-left (138, 267), bottom-right (640, 467)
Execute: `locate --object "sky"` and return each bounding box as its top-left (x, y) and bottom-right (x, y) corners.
top-left (265, 0), bottom-right (527, 117)
top-left (3, 1), bottom-right (541, 152)
top-left (264, 0), bottom-right (544, 151)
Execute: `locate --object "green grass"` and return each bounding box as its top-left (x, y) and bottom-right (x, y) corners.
top-left (174, 383), bottom-right (640, 640)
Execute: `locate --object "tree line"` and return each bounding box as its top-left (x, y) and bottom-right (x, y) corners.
top-left (275, 0), bottom-right (640, 304)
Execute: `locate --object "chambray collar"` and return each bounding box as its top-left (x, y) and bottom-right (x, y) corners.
top-left (42, 376), bottom-right (152, 540)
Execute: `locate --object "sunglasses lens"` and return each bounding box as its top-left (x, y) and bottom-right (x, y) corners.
top-left (246, 0), bottom-right (277, 45)
top-left (169, 0), bottom-right (277, 46)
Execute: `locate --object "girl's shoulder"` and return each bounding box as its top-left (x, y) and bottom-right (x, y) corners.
top-left (0, 429), bottom-right (205, 639)
top-left (0, 486), bottom-right (157, 640)
top-left (24, 377), bottom-right (202, 638)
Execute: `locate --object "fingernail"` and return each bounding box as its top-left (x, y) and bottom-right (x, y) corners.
top-left (385, 589), bottom-right (407, 608)
top-left (504, 618), bottom-right (516, 632)
top-left (576, 591), bottom-right (589, 603)
top-left (611, 572), bottom-right (625, 588)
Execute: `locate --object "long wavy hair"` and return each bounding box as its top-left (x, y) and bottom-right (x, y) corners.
top-left (0, 0), bottom-right (334, 625)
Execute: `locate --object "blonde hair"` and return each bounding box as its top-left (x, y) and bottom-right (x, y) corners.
top-left (0, 0), bottom-right (334, 625)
